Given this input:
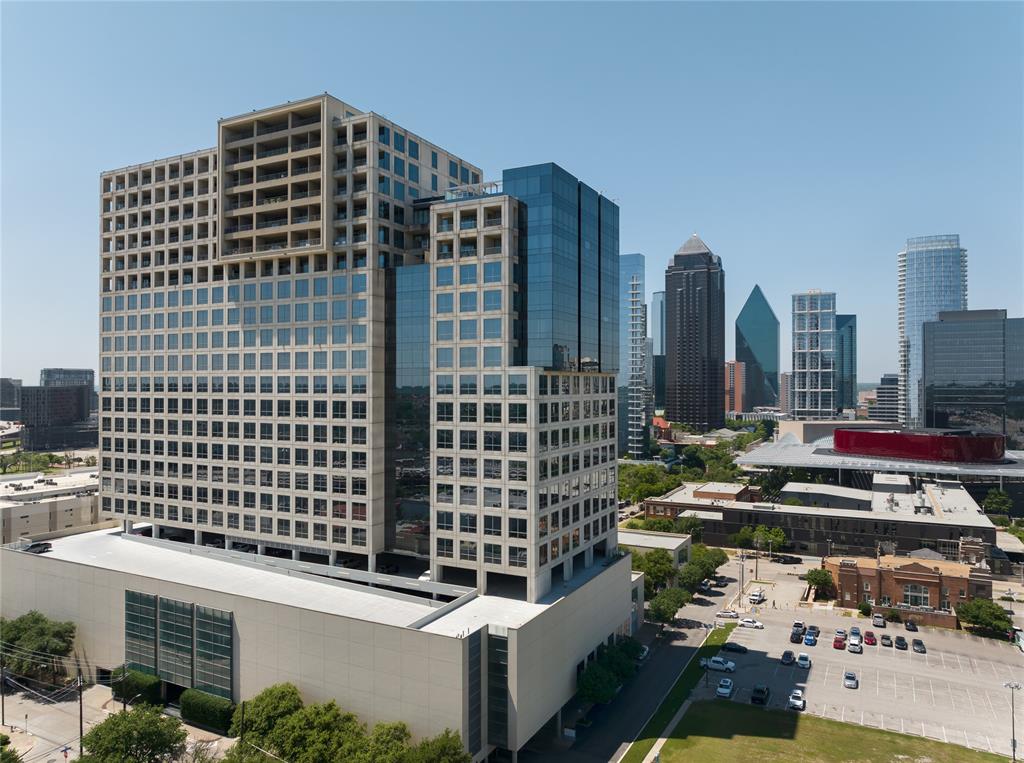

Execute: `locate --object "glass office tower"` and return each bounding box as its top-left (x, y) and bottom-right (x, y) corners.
top-left (836, 314), bottom-right (858, 412)
top-left (735, 285), bottom-right (779, 409)
top-left (898, 235), bottom-right (968, 428)
top-left (922, 310), bottom-right (1024, 448)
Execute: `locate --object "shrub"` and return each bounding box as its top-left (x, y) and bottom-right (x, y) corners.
top-left (577, 662), bottom-right (618, 704)
top-left (885, 610), bottom-right (902, 623)
top-left (111, 666), bottom-right (162, 706)
top-left (857, 601), bottom-right (872, 617)
top-left (616, 636), bottom-right (643, 660)
top-left (992, 514), bottom-right (1011, 527)
top-left (180, 688), bottom-right (235, 734)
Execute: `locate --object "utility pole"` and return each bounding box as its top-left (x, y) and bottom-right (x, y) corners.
top-left (1, 654), bottom-right (6, 729)
top-left (77, 669), bottom-right (84, 758)
top-left (1007, 681), bottom-right (1021, 762)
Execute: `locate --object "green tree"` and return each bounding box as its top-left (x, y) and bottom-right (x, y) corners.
top-left (805, 569), bottom-right (835, 598)
top-left (1, 733), bottom-right (22, 763)
top-left (401, 730), bottom-right (470, 763)
top-left (983, 489), bottom-right (1013, 515)
top-left (690, 544), bottom-right (728, 579)
top-left (754, 525), bottom-right (787, 553)
top-left (649, 587), bottom-right (690, 625)
top-left (600, 646), bottom-right (636, 684)
top-left (228, 683), bottom-right (304, 744)
top-left (677, 562), bottom-right (706, 593)
top-left (857, 601), bottom-right (872, 617)
top-left (0, 610), bottom-right (76, 683)
top-left (81, 704), bottom-right (187, 762)
top-left (268, 701), bottom-right (367, 763)
top-left (631, 548), bottom-right (675, 596)
top-left (673, 515), bottom-right (703, 542)
top-left (957, 599), bottom-right (1014, 635)
top-left (642, 518), bottom-right (675, 533)
top-left (729, 525), bottom-right (756, 549)
top-left (576, 662), bottom-right (618, 704)
top-left (363, 722), bottom-right (411, 763)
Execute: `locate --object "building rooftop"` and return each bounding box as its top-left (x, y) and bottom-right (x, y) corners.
top-left (826, 554), bottom-right (979, 578)
top-left (694, 482), bottom-right (747, 496)
top-left (0, 470), bottom-right (98, 508)
top-left (737, 435), bottom-right (1024, 478)
top-left (781, 482), bottom-right (872, 500)
top-left (618, 530), bottom-right (690, 552)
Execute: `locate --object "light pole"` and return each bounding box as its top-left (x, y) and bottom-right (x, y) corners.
top-left (1006, 681), bottom-right (1021, 762)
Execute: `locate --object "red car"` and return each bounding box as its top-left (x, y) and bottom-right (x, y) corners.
top-left (864, 631), bottom-right (877, 646)
top-left (833, 636), bottom-right (846, 650)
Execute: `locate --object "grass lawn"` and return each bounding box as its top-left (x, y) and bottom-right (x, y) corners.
top-left (619, 623), bottom-right (736, 763)
top-left (659, 700), bottom-right (1004, 763)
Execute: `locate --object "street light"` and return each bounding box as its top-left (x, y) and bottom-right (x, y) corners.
top-left (122, 692), bottom-right (144, 713)
top-left (1006, 681), bottom-right (1021, 762)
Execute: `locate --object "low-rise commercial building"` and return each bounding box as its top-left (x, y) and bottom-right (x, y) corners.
top-left (0, 472), bottom-right (99, 543)
top-left (617, 529), bottom-right (690, 566)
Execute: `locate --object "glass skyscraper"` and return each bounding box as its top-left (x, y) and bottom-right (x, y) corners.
top-left (734, 285), bottom-right (779, 409)
top-left (922, 310), bottom-right (1023, 448)
top-left (617, 254), bottom-right (645, 389)
top-left (897, 235), bottom-right (968, 428)
top-left (651, 291), bottom-right (666, 356)
top-left (836, 314), bottom-right (857, 411)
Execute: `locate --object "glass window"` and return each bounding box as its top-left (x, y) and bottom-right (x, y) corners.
top-left (436, 266), bottom-right (454, 287)
top-left (460, 319), bottom-right (477, 340)
top-left (483, 262), bottom-right (501, 283)
top-left (436, 320), bottom-right (454, 341)
top-left (483, 291), bottom-right (502, 311)
top-left (460, 292), bottom-right (477, 313)
top-left (483, 319), bottom-right (502, 340)
top-left (460, 264), bottom-right (477, 284)
top-left (436, 293), bottom-right (454, 314)
top-left (459, 347), bottom-right (477, 368)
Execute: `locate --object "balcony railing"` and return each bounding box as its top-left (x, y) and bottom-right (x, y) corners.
top-left (292, 238), bottom-right (322, 249)
top-left (257, 195), bottom-right (288, 206)
top-left (334, 237), bottom-right (348, 246)
top-left (484, 217), bottom-right (502, 227)
top-left (460, 219), bottom-right (477, 230)
top-left (255, 241), bottom-right (288, 252)
top-left (352, 233), bottom-right (367, 243)
top-left (293, 214), bottom-right (321, 225)
top-left (257, 171), bottom-right (288, 183)
top-left (224, 223), bottom-right (253, 234)
top-left (459, 246), bottom-right (477, 256)
top-left (484, 245), bottom-right (502, 255)
top-left (292, 115), bottom-right (320, 128)
top-left (256, 123), bottom-right (288, 136)
top-left (256, 219), bottom-right (288, 230)
top-left (293, 140), bottom-right (321, 151)
top-left (438, 221), bottom-right (454, 232)
top-left (293, 189), bottom-right (319, 200)
top-left (257, 146), bottom-right (288, 159)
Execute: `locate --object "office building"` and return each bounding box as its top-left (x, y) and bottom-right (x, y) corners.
top-left (0, 472), bottom-right (100, 544)
top-left (664, 235), bottom-right (725, 432)
top-left (735, 285), bottom-right (779, 408)
top-left (19, 384), bottom-right (96, 451)
top-left (872, 373), bottom-right (900, 423)
top-left (779, 371), bottom-right (793, 415)
top-left (88, 95), bottom-right (634, 759)
top-left (0, 378), bottom-right (22, 410)
top-left (791, 290), bottom-right (837, 419)
top-left (922, 310), bottom-right (1024, 448)
top-left (650, 291), bottom-right (666, 411)
top-left (898, 235), bottom-right (968, 428)
top-left (40, 368), bottom-right (95, 389)
top-left (836, 314), bottom-right (857, 411)
top-left (618, 254), bottom-right (648, 458)
top-left (724, 360), bottom-right (745, 416)
top-left (618, 254), bottom-right (644, 389)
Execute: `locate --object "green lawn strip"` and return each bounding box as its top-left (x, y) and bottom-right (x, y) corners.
top-left (619, 623), bottom-right (736, 763)
top-left (660, 700), bottom-right (1005, 763)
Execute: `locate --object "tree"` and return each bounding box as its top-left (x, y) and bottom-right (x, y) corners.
top-left (805, 569), bottom-right (835, 598)
top-left (268, 701), bottom-right (368, 763)
top-left (632, 548), bottom-right (675, 596)
top-left (983, 489), bottom-right (1013, 515)
top-left (729, 525), bottom-right (756, 549)
top-left (576, 662), bottom-right (618, 704)
top-left (0, 610), bottom-right (76, 683)
top-left (754, 525), bottom-right (787, 553)
top-left (857, 601), bottom-right (872, 617)
top-left (364, 722), bottom-right (411, 763)
top-left (673, 515), bottom-right (703, 542)
top-left (1, 733), bottom-right (22, 763)
top-left (642, 518), bottom-right (675, 533)
top-left (649, 587), bottom-right (690, 625)
top-left (690, 544), bottom-right (728, 580)
top-left (677, 562), bottom-right (706, 593)
top-left (81, 704), bottom-right (187, 762)
top-left (229, 683), bottom-right (304, 744)
top-left (401, 730), bottom-right (470, 763)
top-left (957, 599), bottom-right (1014, 635)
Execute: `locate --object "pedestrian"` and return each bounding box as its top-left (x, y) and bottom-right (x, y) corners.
top-left (772, 599), bottom-right (776, 608)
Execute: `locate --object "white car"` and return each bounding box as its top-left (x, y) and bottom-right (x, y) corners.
top-left (739, 618), bottom-right (764, 629)
top-left (748, 590), bottom-right (767, 604)
top-left (700, 656), bottom-right (736, 673)
top-left (788, 688), bottom-right (806, 710)
top-left (715, 609), bottom-right (739, 619)
top-left (796, 652), bottom-right (811, 669)
top-left (716, 677), bottom-right (734, 698)
top-left (835, 628), bottom-right (847, 639)
top-left (843, 671), bottom-right (859, 689)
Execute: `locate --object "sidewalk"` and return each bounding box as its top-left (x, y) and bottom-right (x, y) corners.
top-left (640, 698), bottom-right (693, 763)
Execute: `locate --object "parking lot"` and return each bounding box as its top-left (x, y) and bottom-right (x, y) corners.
top-left (693, 607), bottom-right (1023, 758)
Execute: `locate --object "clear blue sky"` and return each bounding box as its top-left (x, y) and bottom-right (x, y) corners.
top-left (2, 2), bottom-right (1021, 385)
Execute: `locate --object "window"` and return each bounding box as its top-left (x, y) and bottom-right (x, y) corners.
top-left (902, 584), bottom-right (929, 608)
top-left (437, 511), bottom-right (453, 531)
top-left (437, 537), bottom-right (454, 558)
top-left (436, 266), bottom-right (454, 287)
top-left (459, 540), bottom-right (477, 561)
top-left (483, 319), bottom-right (502, 340)
top-left (508, 403), bottom-right (527, 424)
top-left (484, 544), bottom-right (501, 565)
top-left (484, 515), bottom-right (502, 536)
top-left (483, 291), bottom-right (502, 311)
top-left (460, 319), bottom-right (477, 340)
top-left (483, 347), bottom-right (502, 367)
top-left (436, 293), bottom-right (454, 314)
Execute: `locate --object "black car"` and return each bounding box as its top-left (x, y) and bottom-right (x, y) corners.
top-left (774, 555), bottom-right (802, 565)
top-left (894, 635), bottom-right (908, 650)
top-left (751, 685), bottom-right (771, 705)
top-left (912, 639), bottom-right (926, 654)
top-left (904, 620), bottom-right (919, 632)
top-left (790, 630), bottom-right (804, 644)
top-left (24, 541), bottom-right (52, 555)
top-left (721, 642), bottom-right (749, 654)
top-left (781, 650), bottom-right (795, 665)
top-left (807, 625), bottom-right (820, 638)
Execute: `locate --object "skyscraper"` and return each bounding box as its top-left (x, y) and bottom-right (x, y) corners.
top-left (791, 290), bottom-right (836, 419)
top-left (651, 291), bottom-right (666, 410)
top-left (922, 310), bottom-right (1023, 448)
top-left (618, 254), bottom-right (645, 388)
top-left (872, 373), bottom-right (900, 423)
top-left (664, 234), bottom-right (725, 431)
top-left (735, 285), bottom-right (779, 408)
top-left (897, 235), bottom-right (968, 428)
top-left (779, 371), bottom-right (793, 415)
top-left (835, 314), bottom-right (858, 411)
top-left (617, 254), bottom-right (648, 457)
top-left (724, 360), bottom-right (746, 415)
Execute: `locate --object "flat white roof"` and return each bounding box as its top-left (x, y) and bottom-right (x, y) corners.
top-left (781, 482), bottom-right (872, 500)
top-left (618, 530), bottom-right (689, 552)
top-left (30, 529), bottom-right (438, 628)
top-left (873, 473), bottom-right (912, 487)
top-left (695, 482), bottom-right (747, 496)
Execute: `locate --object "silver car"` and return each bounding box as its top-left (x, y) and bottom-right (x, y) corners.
top-left (843, 671), bottom-right (859, 689)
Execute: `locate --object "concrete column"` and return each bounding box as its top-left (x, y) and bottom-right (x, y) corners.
top-left (368, 551), bottom-right (377, 572)
top-left (554, 707), bottom-right (562, 740)
top-left (194, 531), bottom-right (203, 545)
top-left (478, 568), bottom-right (488, 595)
top-left (585, 546), bottom-right (594, 568)
top-left (257, 542), bottom-right (266, 556)
top-left (225, 539), bottom-right (234, 551)
top-left (329, 550), bottom-right (338, 566)
top-left (563, 555), bottom-right (573, 582)
top-left (291, 548), bottom-right (301, 561)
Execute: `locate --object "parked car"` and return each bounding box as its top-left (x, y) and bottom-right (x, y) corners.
top-left (23, 541), bottom-right (52, 555)
top-left (872, 614), bottom-right (886, 628)
top-left (700, 656), bottom-right (736, 672)
top-left (739, 618), bottom-right (764, 629)
top-left (832, 636), bottom-right (846, 650)
top-left (716, 610), bottom-right (740, 619)
top-left (792, 621), bottom-right (806, 635)
top-left (699, 579), bottom-right (713, 593)
top-left (716, 677), bottom-right (734, 698)
top-left (637, 645), bottom-right (650, 661)
top-left (905, 620), bottom-right (919, 632)
top-left (713, 576), bottom-right (729, 588)
top-left (788, 688), bottom-right (806, 710)
top-left (864, 631), bottom-right (877, 646)
top-left (803, 632), bottom-right (818, 646)
top-left (848, 640), bottom-right (863, 654)
top-left (721, 642), bottom-right (748, 654)
top-left (781, 650), bottom-right (795, 665)
top-left (751, 685), bottom-right (771, 705)
top-left (807, 624), bottom-right (820, 637)
top-left (748, 591), bottom-right (767, 605)
top-left (850, 626), bottom-right (861, 638)
top-left (843, 671), bottom-right (859, 689)
top-left (790, 629), bottom-right (804, 644)
top-left (796, 652), bottom-right (811, 669)
top-left (912, 639), bottom-right (926, 654)
top-left (881, 634), bottom-right (893, 647)
top-left (894, 636), bottom-right (908, 650)
top-left (835, 628), bottom-right (847, 639)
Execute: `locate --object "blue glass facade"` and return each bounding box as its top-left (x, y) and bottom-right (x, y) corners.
top-left (501, 164), bottom-right (619, 373)
top-left (618, 254), bottom-right (645, 388)
top-left (836, 314), bottom-right (857, 411)
top-left (734, 285), bottom-right (779, 409)
top-left (898, 235), bottom-right (968, 427)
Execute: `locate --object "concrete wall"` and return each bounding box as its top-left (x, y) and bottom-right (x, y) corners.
top-left (0, 494), bottom-right (98, 543)
top-left (0, 548), bottom-right (467, 745)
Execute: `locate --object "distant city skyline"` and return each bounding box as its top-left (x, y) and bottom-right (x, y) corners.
top-left (2, 2), bottom-right (1021, 383)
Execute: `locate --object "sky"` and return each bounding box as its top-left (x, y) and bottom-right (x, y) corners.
top-left (1, 1), bottom-right (1021, 385)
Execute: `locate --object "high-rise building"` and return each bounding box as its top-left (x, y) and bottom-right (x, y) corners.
top-left (735, 285), bottom-right (779, 408)
top-left (19, 385), bottom-right (96, 451)
top-left (922, 310), bottom-right (1024, 448)
top-left (779, 372), bottom-right (793, 415)
top-left (724, 360), bottom-right (746, 416)
top-left (872, 373), bottom-right (900, 423)
top-left (40, 368), bottom-right (95, 388)
top-left (836, 314), bottom-right (858, 411)
top-left (898, 235), bottom-right (968, 428)
top-left (791, 290), bottom-right (837, 419)
top-left (650, 291), bottom-right (666, 410)
top-left (0, 378), bottom-right (21, 410)
top-left (664, 235), bottom-right (725, 432)
top-left (618, 254), bottom-right (647, 457)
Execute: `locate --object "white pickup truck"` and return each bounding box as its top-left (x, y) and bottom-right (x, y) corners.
top-left (699, 655), bottom-right (736, 673)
